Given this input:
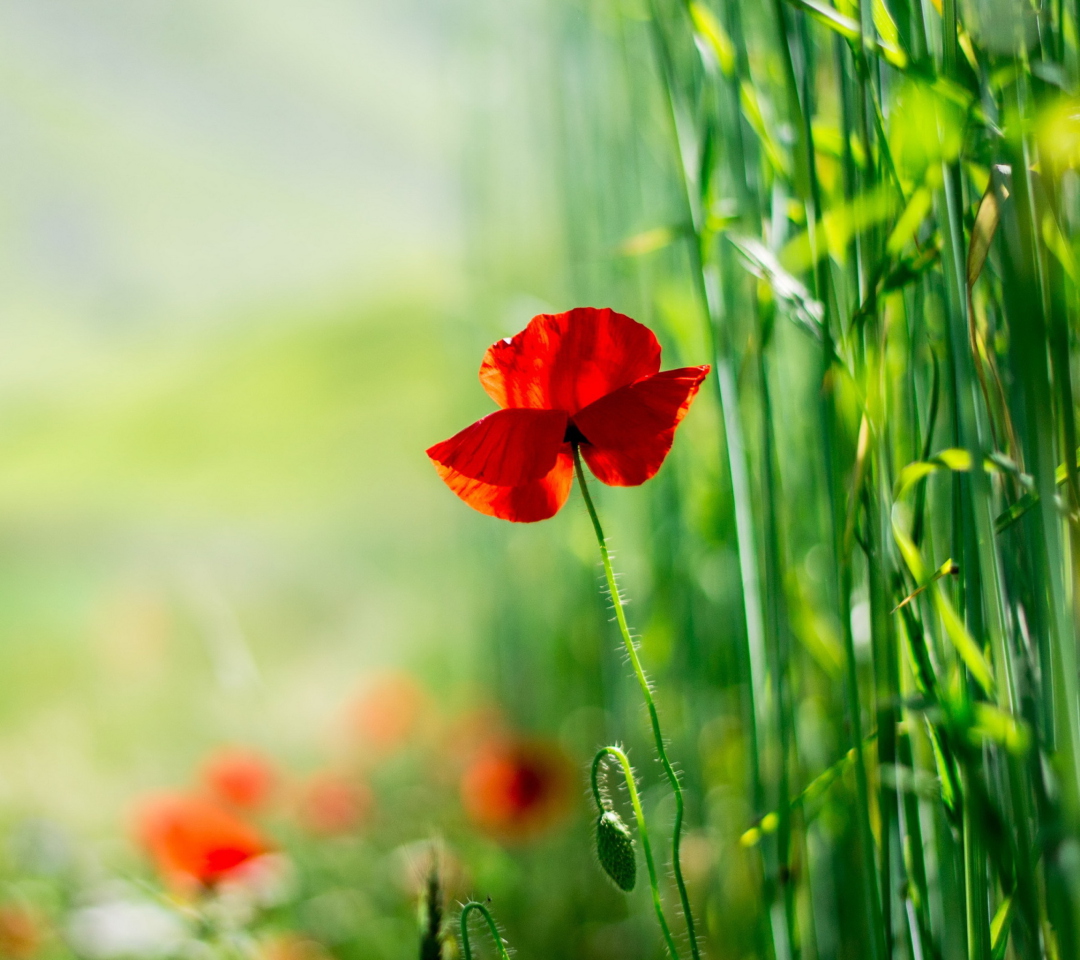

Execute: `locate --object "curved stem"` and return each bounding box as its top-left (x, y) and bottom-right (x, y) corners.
top-left (573, 445), bottom-right (700, 960)
top-left (592, 747), bottom-right (681, 960)
top-left (459, 902), bottom-right (511, 960)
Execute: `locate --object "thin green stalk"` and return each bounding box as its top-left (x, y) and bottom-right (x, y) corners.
top-left (1000, 73), bottom-right (1080, 957)
top-left (643, 9), bottom-right (774, 956)
top-left (961, 767), bottom-right (990, 960)
top-left (647, 1), bottom-right (769, 819)
top-left (756, 322), bottom-right (801, 960)
top-left (593, 747), bottom-right (681, 960)
top-left (573, 445), bottom-right (701, 960)
top-left (938, 151), bottom-right (993, 960)
top-left (459, 902), bottom-right (511, 960)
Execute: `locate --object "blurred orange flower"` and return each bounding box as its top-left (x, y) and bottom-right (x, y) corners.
top-left (460, 737), bottom-right (574, 840)
top-left (134, 793), bottom-right (268, 892)
top-left (202, 747), bottom-right (277, 811)
top-left (0, 904), bottom-right (39, 960)
top-left (350, 673), bottom-right (428, 755)
top-left (297, 773), bottom-right (373, 835)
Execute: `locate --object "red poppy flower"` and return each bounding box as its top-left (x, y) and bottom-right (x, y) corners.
top-left (202, 747), bottom-right (278, 811)
top-left (134, 793), bottom-right (268, 892)
top-left (427, 307), bottom-right (710, 522)
top-left (460, 736), bottom-right (573, 840)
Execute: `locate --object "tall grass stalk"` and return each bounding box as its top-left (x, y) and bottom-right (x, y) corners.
top-left (542, 0), bottom-right (1080, 955)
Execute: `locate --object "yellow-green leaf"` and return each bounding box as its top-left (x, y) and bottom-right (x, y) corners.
top-left (887, 187), bottom-right (933, 255)
top-left (786, 0), bottom-right (860, 41)
top-left (927, 725), bottom-right (958, 813)
top-left (895, 460), bottom-right (939, 497)
top-left (1042, 209), bottom-right (1078, 282)
top-left (968, 184), bottom-right (1001, 288)
top-left (970, 704), bottom-right (1030, 754)
top-left (690, 2), bottom-right (736, 76)
top-left (936, 448), bottom-right (973, 471)
top-left (991, 895), bottom-right (1014, 960)
top-left (934, 591), bottom-right (995, 695)
top-left (781, 185), bottom-right (895, 271)
top-left (891, 505), bottom-right (994, 694)
top-left (740, 83), bottom-right (790, 177)
top-left (894, 448), bottom-right (983, 498)
top-left (872, 0), bottom-right (909, 68)
top-left (891, 507), bottom-right (928, 583)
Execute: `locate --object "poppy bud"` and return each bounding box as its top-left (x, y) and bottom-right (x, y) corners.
top-left (595, 810), bottom-right (636, 892)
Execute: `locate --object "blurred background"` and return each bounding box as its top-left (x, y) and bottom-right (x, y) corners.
top-left (0, 0), bottom-right (473, 826)
top-left (0, 0), bottom-right (802, 957)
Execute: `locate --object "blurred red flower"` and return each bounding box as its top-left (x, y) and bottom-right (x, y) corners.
top-left (297, 773), bottom-right (373, 835)
top-left (350, 673), bottom-right (427, 755)
top-left (0, 904), bottom-right (39, 960)
top-left (202, 747), bottom-right (277, 811)
top-left (134, 793), bottom-right (268, 892)
top-left (460, 737), bottom-right (574, 840)
top-left (427, 307), bottom-right (709, 522)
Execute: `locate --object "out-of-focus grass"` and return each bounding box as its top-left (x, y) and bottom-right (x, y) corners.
top-left (0, 292), bottom-right (488, 830)
top-left (0, 0), bottom-right (486, 843)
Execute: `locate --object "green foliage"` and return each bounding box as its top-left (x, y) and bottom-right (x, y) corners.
top-left (487, 0), bottom-right (1080, 955)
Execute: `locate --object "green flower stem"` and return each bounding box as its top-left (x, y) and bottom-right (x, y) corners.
top-left (592, 746), bottom-right (681, 960)
top-left (459, 902), bottom-right (511, 960)
top-left (573, 444), bottom-right (700, 960)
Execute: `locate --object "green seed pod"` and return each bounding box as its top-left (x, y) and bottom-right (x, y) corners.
top-left (596, 810), bottom-right (636, 892)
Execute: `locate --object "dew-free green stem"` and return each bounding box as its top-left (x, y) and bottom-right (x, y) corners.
top-left (573, 445), bottom-right (700, 960)
top-left (592, 746), bottom-right (681, 960)
top-left (459, 902), bottom-right (511, 960)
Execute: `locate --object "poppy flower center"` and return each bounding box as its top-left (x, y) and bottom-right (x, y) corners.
top-left (507, 765), bottom-right (547, 810)
top-left (563, 420), bottom-right (590, 445)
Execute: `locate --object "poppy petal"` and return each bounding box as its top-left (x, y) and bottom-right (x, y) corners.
top-left (426, 409), bottom-right (574, 521)
top-left (426, 408), bottom-right (568, 485)
top-left (574, 365), bottom-right (710, 486)
top-left (430, 450), bottom-right (575, 522)
top-left (479, 308), bottom-right (662, 413)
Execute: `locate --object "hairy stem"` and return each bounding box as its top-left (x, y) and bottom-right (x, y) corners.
top-left (459, 902), bottom-right (511, 960)
top-left (593, 746), bottom-right (681, 960)
top-left (574, 444), bottom-right (700, 960)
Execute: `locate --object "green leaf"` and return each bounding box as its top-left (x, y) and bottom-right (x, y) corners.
top-left (967, 184), bottom-right (1001, 288)
top-left (782, 0), bottom-right (907, 66)
top-left (934, 590), bottom-right (995, 695)
top-left (927, 725), bottom-right (959, 815)
top-left (995, 446), bottom-right (1080, 532)
top-left (690, 2), bottom-right (736, 76)
top-left (739, 83), bottom-right (790, 177)
top-left (894, 447), bottom-right (998, 499)
top-left (990, 895), bottom-right (1014, 960)
top-left (872, 0), bottom-right (909, 68)
top-left (891, 505), bottom-right (994, 694)
top-left (886, 187), bottom-right (933, 255)
top-left (784, 0), bottom-right (859, 41)
top-left (1041, 209), bottom-right (1078, 282)
top-left (781, 185), bottom-right (896, 270)
top-left (730, 234), bottom-right (824, 338)
top-left (969, 704), bottom-right (1030, 754)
